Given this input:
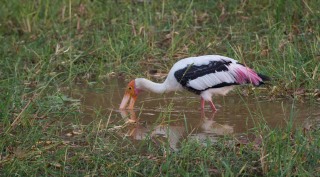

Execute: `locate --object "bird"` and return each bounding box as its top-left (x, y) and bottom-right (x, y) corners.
top-left (119, 55), bottom-right (269, 112)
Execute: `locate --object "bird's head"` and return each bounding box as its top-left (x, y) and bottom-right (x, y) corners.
top-left (119, 79), bottom-right (140, 109)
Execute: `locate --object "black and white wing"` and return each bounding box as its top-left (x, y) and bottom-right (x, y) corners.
top-left (173, 57), bottom-right (264, 94)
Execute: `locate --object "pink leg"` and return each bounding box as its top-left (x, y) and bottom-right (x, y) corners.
top-left (200, 97), bottom-right (205, 117)
top-left (200, 97), bottom-right (205, 111)
top-left (209, 100), bottom-right (217, 112)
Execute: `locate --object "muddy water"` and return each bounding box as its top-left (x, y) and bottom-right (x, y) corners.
top-left (68, 79), bottom-right (319, 149)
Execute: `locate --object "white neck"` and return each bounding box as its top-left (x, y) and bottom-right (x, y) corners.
top-left (135, 78), bottom-right (168, 94)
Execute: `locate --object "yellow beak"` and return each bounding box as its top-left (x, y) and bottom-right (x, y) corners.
top-left (119, 93), bottom-right (137, 109)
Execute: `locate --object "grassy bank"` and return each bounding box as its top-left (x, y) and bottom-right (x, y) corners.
top-left (1, 116), bottom-right (319, 176)
top-left (0, 0), bottom-right (319, 176)
top-left (1, 0), bottom-right (319, 87)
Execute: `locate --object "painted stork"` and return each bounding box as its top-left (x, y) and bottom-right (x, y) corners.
top-left (119, 55), bottom-right (269, 112)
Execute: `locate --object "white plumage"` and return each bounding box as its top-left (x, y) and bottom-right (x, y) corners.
top-left (119, 55), bottom-right (269, 113)
top-left (187, 72), bottom-right (236, 90)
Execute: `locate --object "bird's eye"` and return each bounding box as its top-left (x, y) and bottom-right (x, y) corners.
top-left (128, 87), bottom-right (132, 90)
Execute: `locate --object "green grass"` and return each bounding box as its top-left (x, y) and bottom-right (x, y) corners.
top-left (0, 0), bottom-right (319, 176)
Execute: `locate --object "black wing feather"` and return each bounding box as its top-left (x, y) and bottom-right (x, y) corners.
top-left (174, 60), bottom-right (237, 94)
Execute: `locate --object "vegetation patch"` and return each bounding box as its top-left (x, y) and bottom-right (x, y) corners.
top-left (0, 0), bottom-right (319, 176)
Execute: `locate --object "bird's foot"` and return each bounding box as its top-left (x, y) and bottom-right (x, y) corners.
top-left (201, 108), bottom-right (217, 119)
top-left (209, 101), bottom-right (217, 112)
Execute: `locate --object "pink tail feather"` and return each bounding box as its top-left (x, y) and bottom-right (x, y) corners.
top-left (233, 66), bottom-right (263, 86)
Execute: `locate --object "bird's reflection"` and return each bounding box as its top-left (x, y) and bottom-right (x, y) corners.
top-left (119, 109), bottom-right (234, 150)
top-left (119, 109), bottom-right (138, 123)
top-left (200, 117), bottom-right (234, 135)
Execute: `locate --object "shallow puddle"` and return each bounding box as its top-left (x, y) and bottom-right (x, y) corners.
top-left (67, 79), bottom-right (319, 149)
